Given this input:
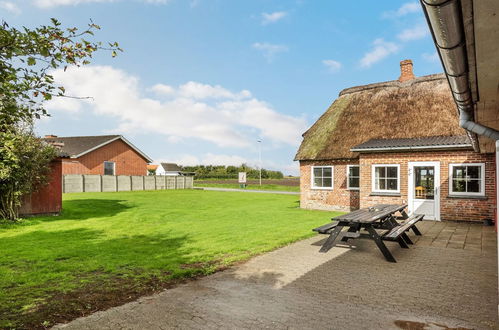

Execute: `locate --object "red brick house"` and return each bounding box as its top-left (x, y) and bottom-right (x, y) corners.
top-left (295, 60), bottom-right (496, 222)
top-left (42, 135), bottom-right (152, 176)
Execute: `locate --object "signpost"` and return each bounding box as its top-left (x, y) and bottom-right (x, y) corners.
top-left (238, 172), bottom-right (247, 189)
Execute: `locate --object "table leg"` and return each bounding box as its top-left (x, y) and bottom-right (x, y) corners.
top-left (401, 233), bottom-right (413, 245)
top-left (319, 225), bottom-right (344, 253)
top-left (386, 216), bottom-right (412, 246)
top-left (364, 224), bottom-right (396, 263)
top-left (412, 225), bottom-right (422, 236)
top-left (341, 223), bottom-right (361, 242)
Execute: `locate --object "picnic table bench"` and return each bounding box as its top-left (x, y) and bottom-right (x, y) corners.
top-left (312, 204), bottom-right (423, 262)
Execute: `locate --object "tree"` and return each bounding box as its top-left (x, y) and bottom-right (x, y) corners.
top-left (0, 19), bottom-right (121, 220)
top-left (0, 18), bottom-right (122, 128)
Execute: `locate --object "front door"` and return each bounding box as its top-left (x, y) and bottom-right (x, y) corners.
top-left (408, 162), bottom-right (440, 221)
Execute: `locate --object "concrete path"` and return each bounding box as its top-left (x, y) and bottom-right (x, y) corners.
top-left (199, 187), bottom-right (299, 195)
top-left (54, 221), bottom-right (497, 330)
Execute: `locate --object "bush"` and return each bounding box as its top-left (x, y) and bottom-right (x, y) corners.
top-left (182, 164), bottom-right (284, 180)
top-left (0, 129), bottom-right (56, 220)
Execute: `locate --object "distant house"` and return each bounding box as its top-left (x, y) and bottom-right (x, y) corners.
top-left (155, 163), bottom-right (194, 176)
top-left (42, 135), bottom-right (152, 176)
top-left (295, 60), bottom-right (495, 222)
top-left (147, 164), bottom-right (159, 175)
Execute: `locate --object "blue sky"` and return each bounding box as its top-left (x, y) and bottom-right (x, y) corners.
top-left (2, 0), bottom-right (443, 175)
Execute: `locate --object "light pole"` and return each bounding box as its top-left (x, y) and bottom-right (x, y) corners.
top-left (257, 139), bottom-right (262, 186)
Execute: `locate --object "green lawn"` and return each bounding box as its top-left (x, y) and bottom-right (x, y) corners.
top-left (0, 190), bottom-right (339, 328)
top-left (195, 183), bottom-right (300, 192)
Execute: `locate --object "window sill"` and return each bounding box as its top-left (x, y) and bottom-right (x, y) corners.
top-left (447, 195), bottom-right (487, 200)
top-left (311, 187), bottom-right (334, 191)
top-left (369, 192), bottom-right (401, 197)
top-left (347, 188), bottom-right (360, 191)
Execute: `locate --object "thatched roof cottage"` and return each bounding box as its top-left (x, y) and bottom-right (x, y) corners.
top-left (295, 60), bottom-right (495, 222)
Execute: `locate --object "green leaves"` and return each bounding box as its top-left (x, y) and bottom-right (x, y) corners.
top-left (0, 19), bottom-right (123, 127)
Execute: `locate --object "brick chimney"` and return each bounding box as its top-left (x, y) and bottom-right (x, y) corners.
top-left (398, 59), bottom-right (415, 82)
top-left (44, 134), bottom-right (58, 138)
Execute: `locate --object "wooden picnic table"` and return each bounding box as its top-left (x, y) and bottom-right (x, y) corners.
top-left (313, 204), bottom-right (423, 263)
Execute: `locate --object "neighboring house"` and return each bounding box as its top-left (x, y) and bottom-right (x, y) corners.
top-left (147, 164), bottom-right (159, 175)
top-left (42, 135), bottom-right (152, 176)
top-left (155, 163), bottom-right (194, 176)
top-left (295, 60), bottom-right (495, 222)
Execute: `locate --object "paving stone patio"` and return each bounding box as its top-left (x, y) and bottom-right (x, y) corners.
top-left (54, 221), bottom-right (498, 330)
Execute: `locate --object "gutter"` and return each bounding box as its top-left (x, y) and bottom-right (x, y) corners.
top-left (420, 0), bottom-right (499, 144)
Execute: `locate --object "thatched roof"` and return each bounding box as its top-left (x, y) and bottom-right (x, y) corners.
top-left (294, 73), bottom-right (467, 161)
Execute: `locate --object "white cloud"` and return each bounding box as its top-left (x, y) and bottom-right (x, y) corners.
top-left (46, 65), bottom-right (308, 149)
top-left (252, 42), bottom-right (288, 62)
top-left (0, 1), bottom-right (21, 14)
top-left (382, 2), bottom-right (420, 19)
top-left (397, 24), bottom-right (429, 41)
top-left (422, 51), bottom-right (439, 63)
top-left (261, 11), bottom-right (287, 25)
top-left (359, 38), bottom-right (399, 68)
top-left (33, 0), bottom-right (169, 8)
top-left (178, 82), bottom-right (251, 100)
top-left (143, 0), bottom-right (169, 3)
top-left (151, 82), bottom-right (251, 99)
top-left (33, 0), bottom-right (114, 7)
top-left (322, 59), bottom-right (342, 73)
top-left (151, 83), bottom-right (175, 95)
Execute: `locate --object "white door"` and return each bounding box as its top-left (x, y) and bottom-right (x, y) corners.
top-left (408, 162), bottom-right (440, 221)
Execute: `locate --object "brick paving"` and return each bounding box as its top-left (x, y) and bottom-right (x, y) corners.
top-left (54, 221), bottom-right (498, 330)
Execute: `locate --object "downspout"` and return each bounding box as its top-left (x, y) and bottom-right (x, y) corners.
top-left (420, 0), bottom-right (499, 141)
top-left (421, 0), bottom-right (499, 319)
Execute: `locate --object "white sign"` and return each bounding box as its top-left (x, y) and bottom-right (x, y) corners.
top-left (238, 172), bottom-right (247, 183)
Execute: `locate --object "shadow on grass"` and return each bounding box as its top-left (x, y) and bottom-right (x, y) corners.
top-left (0, 227), bottom-right (202, 329)
top-left (60, 199), bottom-right (132, 220)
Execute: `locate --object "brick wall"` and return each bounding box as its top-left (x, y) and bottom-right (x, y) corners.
top-left (299, 160), bottom-right (360, 212)
top-left (359, 150), bottom-right (496, 222)
top-left (62, 139), bottom-right (148, 176)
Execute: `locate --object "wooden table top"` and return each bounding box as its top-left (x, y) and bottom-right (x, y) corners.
top-left (332, 204), bottom-right (407, 224)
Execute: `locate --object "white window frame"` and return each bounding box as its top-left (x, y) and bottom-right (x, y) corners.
top-left (371, 164), bottom-right (400, 193)
top-left (346, 165), bottom-right (360, 190)
top-left (104, 161), bottom-right (116, 176)
top-left (448, 163), bottom-right (485, 196)
top-left (311, 166), bottom-right (334, 190)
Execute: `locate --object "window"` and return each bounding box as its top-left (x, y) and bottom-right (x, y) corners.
top-left (449, 163), bottom-right (485, 196)
top-left (372, 164), bottom-right (400, 193)
top-left (311, 166), bottom-right (334, 189)
top-left (104, 161), bottom-right (115, 175)
top-left (347, 165), bottom-right (360, 190)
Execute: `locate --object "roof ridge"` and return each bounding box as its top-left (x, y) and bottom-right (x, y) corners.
top-left (41, 134), bottom-right (120, 139)
top-left (339, 73), bottom-right (446, 97)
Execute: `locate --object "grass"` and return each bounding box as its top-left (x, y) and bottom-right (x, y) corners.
top-left (194, 183), bottom-right (300, 192)
top-left (0, 189), bottom-right (340, 329)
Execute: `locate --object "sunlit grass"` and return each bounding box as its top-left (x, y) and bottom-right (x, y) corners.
top-left (0, 189), bottom-right (340, 328)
